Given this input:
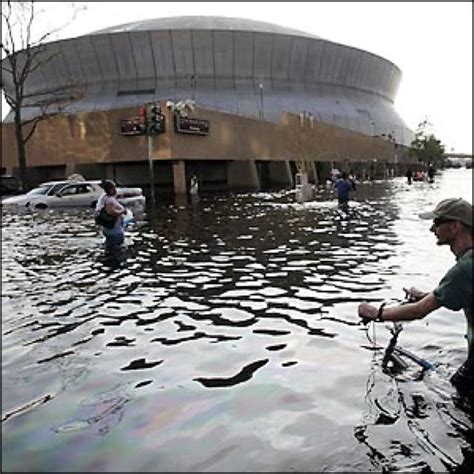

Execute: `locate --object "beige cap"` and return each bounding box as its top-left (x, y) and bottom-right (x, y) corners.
top-left (419, 197), bottom-right (473, 227)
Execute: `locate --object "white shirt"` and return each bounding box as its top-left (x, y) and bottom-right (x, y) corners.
top-left (95, 193), bottom-right (125, 215)
top-left (95, 193), bottom-right (107, 212)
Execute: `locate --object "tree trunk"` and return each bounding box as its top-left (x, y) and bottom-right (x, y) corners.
top-left (13, 109), bottom-right (29, 190)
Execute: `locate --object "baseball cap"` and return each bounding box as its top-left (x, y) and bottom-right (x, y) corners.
top-left (419, 197), bottom-right (473, 227)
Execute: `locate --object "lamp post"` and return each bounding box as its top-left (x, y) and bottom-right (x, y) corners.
top-left (391, 131), bottom-right (397, 161)
top-left (380, 130), bottom-right (397, 178)
top-left (370, 120), bottom-right (375, 137)
top-left (391, 132), bottom-right (398, 177)
top-left (190, 74), bottom-right (197, 101)
top-left (258, 81), bottom-right (264, 120)
top-left (144, 103), bottom-right (157, 205)
top-left (148, 132), bottom-right (155, 204)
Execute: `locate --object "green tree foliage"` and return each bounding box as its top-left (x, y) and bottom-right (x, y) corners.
top-left (409, 118), bottom-right (446, 168)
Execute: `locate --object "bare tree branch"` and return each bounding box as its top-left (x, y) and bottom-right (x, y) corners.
top-left (1, 0), bottom-right (85, 189)
top-left (22, 115), bottom-right (42, 143)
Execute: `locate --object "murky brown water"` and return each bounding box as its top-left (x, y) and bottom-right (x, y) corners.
top-left (2, 169), bottom-right (472, 472)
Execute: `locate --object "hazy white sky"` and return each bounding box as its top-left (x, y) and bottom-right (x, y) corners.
top-left (2, 2), bottom-right (472, 153)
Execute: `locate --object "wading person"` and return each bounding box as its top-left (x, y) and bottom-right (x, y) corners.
top-left (335, 171), bottom-right (355, 208)
top-left (190, 174), bottom-right (199, 196)
top-left (358, 198), bottom-right (473, 400)
top-left (95, 180), bottom-right (127, 255)
top-left (427, 164), bottom-right (435, 183)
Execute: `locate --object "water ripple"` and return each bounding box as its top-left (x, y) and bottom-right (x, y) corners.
top-left (2, 170), bottom-right (472, 472)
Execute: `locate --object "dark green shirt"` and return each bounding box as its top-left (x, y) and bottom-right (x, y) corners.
top-left (434, 248), bottom-right (473, 361)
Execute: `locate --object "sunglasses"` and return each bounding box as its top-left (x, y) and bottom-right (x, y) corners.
top-left (433, 217), bottom-right (454, 227)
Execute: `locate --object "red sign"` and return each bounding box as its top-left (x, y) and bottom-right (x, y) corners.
top-left (174, 116), bottom-right (209, 135)
top-left (120, 117), bottom-right (146, 136)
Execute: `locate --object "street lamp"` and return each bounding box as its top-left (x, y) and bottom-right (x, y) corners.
top-left (392, 130), bottom-right (397, 156)
top-left (378, 130), bottom-right (397, 177)
top-left (190, 74), bottom-right (197, 101)
top-left (391, 132), bottom-right (398, 175)
top-left (370, 120), bottom-right (375, 137)
top-left (258, 81), bottom-right (264, 120)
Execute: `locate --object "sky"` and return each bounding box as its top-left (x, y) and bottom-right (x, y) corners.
top-left (1, 2), bottom-right (472, 153)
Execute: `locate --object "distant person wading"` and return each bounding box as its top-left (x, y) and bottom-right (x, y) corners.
top-left (335, 171), bottom-right (356, 207)
top-left (427, 164), bottom-right (435, 183)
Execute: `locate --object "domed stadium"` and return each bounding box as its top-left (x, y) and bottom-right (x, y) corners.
top-left (2, 15), bottom-right (411, 143)
top-left (1, 16), bottom-right (415, 192)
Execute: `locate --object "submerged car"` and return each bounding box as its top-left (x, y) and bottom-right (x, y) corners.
top-left (1, 179), bottom-right (146, 210)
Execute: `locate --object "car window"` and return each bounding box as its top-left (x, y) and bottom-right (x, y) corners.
top-left (58, 185), bottom-right (78, 196)
top-left (77, 184), bottom-right (94, 194)
top-left (48, 183), bottom-right (68, 195)
top-left (26, 186), bottom-right (51, 196)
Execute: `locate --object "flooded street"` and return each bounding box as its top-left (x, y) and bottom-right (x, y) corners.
top-left (2, 168), bottom-right (472, 472)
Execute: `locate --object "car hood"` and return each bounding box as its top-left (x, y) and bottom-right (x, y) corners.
top-left (1, 194), bottom-right (29, 205)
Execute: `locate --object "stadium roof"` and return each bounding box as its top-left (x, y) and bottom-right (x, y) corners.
top-left (89, 15), bottom-right (322, 40)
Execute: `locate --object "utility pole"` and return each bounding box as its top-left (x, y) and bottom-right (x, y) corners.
top-left (190, 74), bottom-right (197, 101)
top-left (148, 133), bottom-right (156, 205)
top-left (370, 120), bottom-right (376, 137)
top-left (258, 81), bottom-right (264, 120)
top-left (145, 102), bottom-right (166, 205)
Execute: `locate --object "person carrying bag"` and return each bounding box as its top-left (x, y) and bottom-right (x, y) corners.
top-left (95, 180), bottom-right (127, 253)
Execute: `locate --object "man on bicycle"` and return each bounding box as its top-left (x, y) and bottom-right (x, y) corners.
top-left (358, 197), bottom-right (473, 399)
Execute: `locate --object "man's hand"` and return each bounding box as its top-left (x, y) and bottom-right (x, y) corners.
top-left (403, 287), bottom-right (427, 302)
top-left (358, 303), bottom-right (378, 322)
top-left (359, 292), bottom-right (439, 325)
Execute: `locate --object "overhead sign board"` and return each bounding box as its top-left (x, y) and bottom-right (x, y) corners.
top-left (120, 117), bottom-right (146, 136)
top-left (174, 116), bottom-right (209, 136)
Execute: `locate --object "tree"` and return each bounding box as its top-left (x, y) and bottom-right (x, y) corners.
top-left (1, 1), bottom-right (85, 188)
top-left (285, 112), bottom-right (318, 180)
top-left (409, 118), bottom-right (446, 168)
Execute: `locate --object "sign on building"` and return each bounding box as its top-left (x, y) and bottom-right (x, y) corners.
top-left (174, 116), bottom-right (209, 135)
top-left (120, 117), bottom-right (146, 136)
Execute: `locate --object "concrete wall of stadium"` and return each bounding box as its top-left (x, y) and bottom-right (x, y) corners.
top-left (1, 103), bottom-right (415, 194)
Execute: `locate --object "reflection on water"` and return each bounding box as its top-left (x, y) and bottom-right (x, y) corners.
top-left (2, 169), bottom-right (472, 472)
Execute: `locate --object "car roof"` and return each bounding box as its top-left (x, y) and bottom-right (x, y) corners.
top-left (38, 180), bottom-right (138, 188)
top-left (39, 180), bottom-right (101, 186)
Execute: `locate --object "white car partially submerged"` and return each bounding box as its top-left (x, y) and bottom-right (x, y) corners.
top-left (1, 179), bottom-right (146, 211)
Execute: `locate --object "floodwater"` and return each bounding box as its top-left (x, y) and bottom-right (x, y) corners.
top-left (2, 168), bottom-right (472, 472)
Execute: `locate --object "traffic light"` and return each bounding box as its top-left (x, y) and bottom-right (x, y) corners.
top-left (137, 106), bottom-right (147, 134)
top-left (147, 103), bottom-right (165, 134)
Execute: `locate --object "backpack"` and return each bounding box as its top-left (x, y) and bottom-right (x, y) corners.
top-left (95, 205), bottom-right (117, 228)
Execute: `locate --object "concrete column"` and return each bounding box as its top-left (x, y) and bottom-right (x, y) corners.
top-left (228, 160), bottom-right (260, 191)
top-left (65, 163), bottom-right (75, 177)
top-left (308, 161), bottom-right (318, 184)
top-left (105, 163), bottom-right (115, 180)
top-left (268, 161), bottom-right (293, 187)
top-left (172, 160), bottom-right (187, 194)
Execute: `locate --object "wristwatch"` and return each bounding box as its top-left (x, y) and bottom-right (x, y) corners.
top-left (375, 302), bottom-right (387, 322)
